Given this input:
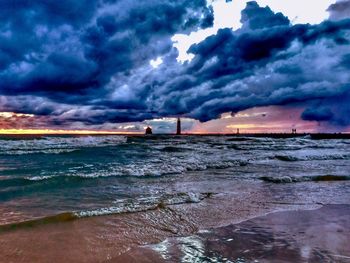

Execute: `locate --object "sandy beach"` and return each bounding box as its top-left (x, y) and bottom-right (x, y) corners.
top-left (118, 205), bottom-right (350, 262)
top-left (1, 178), bottom-right (349, 263)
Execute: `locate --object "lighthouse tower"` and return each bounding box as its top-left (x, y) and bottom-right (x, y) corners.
top-left (176, 117), bottom-right (181, 135)
top-left (145, 126), bottom-right (152, 135)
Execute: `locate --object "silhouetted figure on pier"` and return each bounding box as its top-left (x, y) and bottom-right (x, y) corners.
top-left (292, 128), bottom-right (297, 134)
top-left (145, 126), bottom-right (152, 135)
top-left (176, 118), bottom-right (181, 135)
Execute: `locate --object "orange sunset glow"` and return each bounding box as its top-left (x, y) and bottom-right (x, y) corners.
top-left (0, 129), bottom-right (142, 135)
top-left (1, 107), bottom-right (350, 134)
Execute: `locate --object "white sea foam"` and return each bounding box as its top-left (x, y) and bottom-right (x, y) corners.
top-left (0, 136), bottom-right (127, 155)
top-left (75, 192), bottom-right (209, 217)
top-left (9, 136), bottom-right (350, 183)
top-left (260, 175), bottom-right (350, 183)
top-left (26, 175), bottom-right (57, 181)
top-left (25, 157), bottom-right (248, 181)
top-left (274, 151), bottom-right (350, 162)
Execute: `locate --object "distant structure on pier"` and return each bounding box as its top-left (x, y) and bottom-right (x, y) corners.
top-left (145, 126), bottom-right (153, 135)
top-left (237, 128), bottom-right (240, 134)
top-left (292, 128), bottom-right (297, 134)
top-left (176, 118), bottom-right (181, 135)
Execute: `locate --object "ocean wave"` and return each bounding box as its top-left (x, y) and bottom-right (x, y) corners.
top-left (274, 153), bottom-right (350, 162)
top-left (0, 135), bottom-right (127, 155)
top-left (0, 212), bottom-right (78, 232)
top-left (21, 158), bottom-right (249, 181)
top-left (1, 149), bottom-right (79, 155)
top-left (0, 192), bottom-right (214, 231)
top-left (226, 137), bottom-right (255, 142)
top-left (25, 175), bottom-right (58, 181)
top-left (260, 175), bottom-right (350, 183)
top-left (76, 192), bottom-right (213, 218)
top-left (160, 146), bottom-right (192, 152)
top-left (0, 177), bottom-right (37, 187)
top-left (206, 160), bottom-right (249, 169)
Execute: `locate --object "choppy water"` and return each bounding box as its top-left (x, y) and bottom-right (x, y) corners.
top-left (0, 135), bottom-right (349, 225)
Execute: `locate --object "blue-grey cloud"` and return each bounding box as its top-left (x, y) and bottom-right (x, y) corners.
top-left (0, 1), bottom-right (350, 129)
top-left (151, 2), bottom-right (350, 126)
top-left (302, 107), bottom-right (334, 122)
top-left (240, 1), bottom-right (290, 30)
top-left (0, 0), bottom-right (213, 99)
top-left (328, 0), bottom-right (350, 20)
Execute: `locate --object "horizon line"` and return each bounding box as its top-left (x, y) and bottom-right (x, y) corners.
top-left (0, 129), bottom-right (349, 136)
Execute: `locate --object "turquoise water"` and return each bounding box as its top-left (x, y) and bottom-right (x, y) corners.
top-left (0, 135), bottom-right (349, 225)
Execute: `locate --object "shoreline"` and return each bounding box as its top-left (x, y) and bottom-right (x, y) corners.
top-left (117, 204), bottom-right (350, 262)
top-left (1, 167), bottom-right (349, 262)
top-left (2, 174), bottom-right (349, 230)
top-left (0, 187), bottom-right (328, 263)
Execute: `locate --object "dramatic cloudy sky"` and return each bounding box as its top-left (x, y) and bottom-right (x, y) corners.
top-left (0, 0), bottom-right (350, 133)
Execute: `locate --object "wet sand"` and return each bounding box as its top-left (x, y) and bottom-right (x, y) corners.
top-left (0, 179), bottom-right (349, 262)
top-left (119, 205), bottom-right (350, 263)
top-left (0, 193), bottom-right (272, 263)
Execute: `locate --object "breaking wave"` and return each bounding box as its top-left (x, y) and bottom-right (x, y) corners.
top-left (274, 153), bottom-right (350, 162)
top-left (22, 159), bottom-right (249, 181)
top-left (76, 192), bottom-right (213, 217)
top-left (260, 175), bottom-right (350, 184)
top-left (0, 192), bottom-right (214, 231)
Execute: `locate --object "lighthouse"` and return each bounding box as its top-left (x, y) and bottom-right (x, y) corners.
top-left (145, 126), bottom-right (153, 135)
top-left (176, 117), bottom-right (181, 135)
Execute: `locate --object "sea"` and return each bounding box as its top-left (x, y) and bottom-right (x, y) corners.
top-left (0, 134), bottom-right (350, 227)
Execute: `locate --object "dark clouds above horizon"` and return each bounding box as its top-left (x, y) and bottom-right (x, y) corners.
top-left (0, 0), bottom-right (350, 129)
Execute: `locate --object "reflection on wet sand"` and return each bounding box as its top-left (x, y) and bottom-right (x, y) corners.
top-left (1, 179), bottom-right (349, 262)
top-left (119, 205), bottom-right (350, 263)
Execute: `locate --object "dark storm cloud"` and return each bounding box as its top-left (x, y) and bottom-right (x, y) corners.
top-left (340, 53), bottom-right (350, 68)
top-left (150, 2), bottom-right (350, 125)
top-left (0, 0), bottom-right (213, 99)
top-left (240, 1), bottom-right (290, 30)
top-left (0, 0), bottom-right (97, 26)
top-left (301, 88), bottom-right (350, 126)
top-left (302, 107), bottom-right (334, 122)
top-left (328, 0), bottom-right (350, 20)
top-left (1, 0), bottom-right (350, 128)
